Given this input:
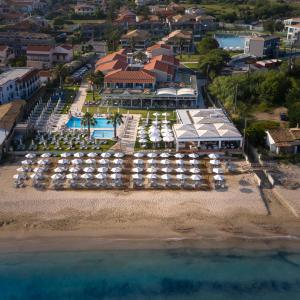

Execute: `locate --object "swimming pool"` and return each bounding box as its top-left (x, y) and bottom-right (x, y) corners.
top-left (215, 34), bottom-right (245, 50)
top-left (66, 117), bottom-right (114, 129)
top-left (92, 130), bottom-right (114, 139)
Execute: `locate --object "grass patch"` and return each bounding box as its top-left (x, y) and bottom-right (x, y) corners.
top-left (176, 54), bottom-right (200, 62)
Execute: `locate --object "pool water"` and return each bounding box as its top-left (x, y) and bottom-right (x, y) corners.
top-left (66, 117), bottom-right (114, 129)
top-left (216, 34), bottom-right (245, 50)
top-left (92, 130), bottom-right (114, 139)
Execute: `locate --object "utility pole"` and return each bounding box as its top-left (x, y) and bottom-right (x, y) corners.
top-left (243, 117), bottom-right (247, 153)
top-left (234, 83), bottom-right (238, 114)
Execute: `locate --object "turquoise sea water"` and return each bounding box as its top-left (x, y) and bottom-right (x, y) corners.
top-left (216, 35), bottom-right (245, 49)
top-left (66, 117), bottom-right (114, 129)
top-left (0, 249), bottom-right (300, 300)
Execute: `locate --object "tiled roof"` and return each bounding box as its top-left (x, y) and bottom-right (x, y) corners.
top-left (96, 60), bottom-right (128, 73)
top-left (267, 128), bottom-right (296, 144)
top-left (96, 52), bottom-right (127, 66)
top-left (121, 29), bottom-right (149, 40)
top-left (105, 70), bottom-right (156, 83)
top-left (147, 43), bottom-right (171, 52)
top-left (152, 54), bottom-right (179, 66)
top-left (27, 45), bottom-right (53, 52)
top-left (144, 60), bottom-right (175, 76)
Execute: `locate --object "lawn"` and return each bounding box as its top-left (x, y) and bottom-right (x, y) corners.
top-left (61, 85), bottom-right (80, 114)
top-left (69, 19), bottom-right (106, 24)
top-left (176, 54), bottom-right (200, 62)
top-left (85, 91), bottom-right (101, 103)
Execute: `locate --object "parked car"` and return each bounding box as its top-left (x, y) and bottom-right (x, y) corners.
top-left (280, 112), bottom-right (288, 121)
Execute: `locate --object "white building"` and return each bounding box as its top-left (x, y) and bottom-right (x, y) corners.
top-left (286, 24), bottom-right (300, 46)
top-left (173, 109), bottom-right (243, 152)
top-left (0, 68), bottom-right (40, 105)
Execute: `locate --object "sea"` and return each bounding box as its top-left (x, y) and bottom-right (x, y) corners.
top-left (0, 248), bottom-right (300, 299)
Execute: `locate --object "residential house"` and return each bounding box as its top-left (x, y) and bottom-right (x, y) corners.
top-left (26, 45), bottom-right (54, 69)
top-left (195, 15), bottom-right (216, 31)
top-left (74, 3), bottom-right (96, 15)
top-left (95, 59), bottom-right (128, 74)
top-left (52, 44), bottom-right (73, 64)
top-left (10, 0), bottom-right (41, 13)
top-left (135, 15), bottom-right (169, 38)
top-left (283, 17), bottom-right (300, 27)
top-left (244, 35), bottom-right (280, 58)
top-left (115, 9), bottom-right (136, 29)
top-left (144, 59), bottom-right (176, 82)
top-left (0, 45), bottom-right (14, 66)
top-left (146, 43), bottom-right (174, 58)
top-left (135, 0), bottom-right (151, 6)
top-left (104, 69), bottom-right (156, 89)
top-left (185, 7), bottom-right (204, 16)
top-left (95, 49), bottom-right (127, 67)
top-left (0, 68), bottom-right (40, 104)
top-left (120, 30), bottom-right (151, 50)
top-left (266, 128), bottom-right (300, 154)
top-left (162, 30), bottom-right (194, 54)
top-left (285, 24), bottom-right (300, 46)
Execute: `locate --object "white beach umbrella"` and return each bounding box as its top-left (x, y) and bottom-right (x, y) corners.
top-left (85, 158), bottom-right (96, 164)
top-left (74, 152), bottom-right (84, 158)
top-left (98, 158), bottom-right (109, 165)
top-left (162, 167), bottom-right (172, 173)
top-left (147, 173), bottom-right (158, 180)
top-left (17, 167), bottom-right (28, 173)
top-left (212, 168), bottom-right (224, 174)
top-left (54, 167), bottom-right (66, 173)
top-left (132, 167), bottom-right (143, 173)
top-left (191, 174), bottom-right (202, 181)
top-left (25, 153), bottom-right (36, 159)
top-left (69, 167), bottom-right (81, 173)
top-left (37, 159), bottom-right (50, 165)
top-left (162, 119), bottom-right (170, 124)
top-left (113, 158), bottom-right (123, 165)
top-left (160, 159), bottom-right (171, 165)
top-left (51, 174), bottom-right (65, 180)
top-left (95, 173), bottom-right (107, 180)
top-left (111, 173), bottom-right (121, 180)
top-left (71, 159), bottom-right (83, 165)
top-left (174, 153), bottom-right (185, 158)
top-left (13, 174), bottom-right (26, 180)
top-left (176, 174), bottom-right (187, 181)
top-left (163, 135), bottom-right (174, 142)
top-left (189, 153), bottom-right (199, 159)
top-left (101, 152), bottom-right (111, 158)
top-left (190, 167), bottom-right (201, 174)
top-left (160, 152), bottom-right (170, 158)
top-left (138, 133), bottom-right (147, 138)
top-left (60, 152), bottom-right (71, 158)
top-left (150, 135), bottom-right (162, 143)
top-left (189, 159), bottom-right (199, 165)
top-left (81, 173), bottom-right (94, 180)
top-left (41, 153), bottom-right (51, 158)
top-left (152, 120), bottom-right (160, 126)
top-left (133, 152), bottom-right (144, 158)
top-left (138, 125), bottom-right (145, 130)
top-left (21, 159), bottom-right (33, 165)
top-left (153, 112), bottom-right (160, 117)
top-left (161, 112), bottom-right (169, 117)
top-left (114, 152), bottom-right (124, 158)
top-left (33, 167), bottom-right (46, 173)
top-left (214, 174), bottom-right (225, 181)
top-left (175, 167), bottom-right (185, 173)
top-left (210, 159), bottom-right (221, 166)
top-left (58, 159), bottom-right (69, 165)
top-left (175, 159), bottom-right (184, 166)
top-left (161, 174), bottom-right (171, 181)
top-left (147, 167), bottom-right (157, 173)
top-left (208, 153), bottom-right (219, 159)
top-left (139, 138), bottom-right (147, 144)
top-left (83, 167), bottom-right (95, 173)
top-left (97, 167), bottom-right (108, 173)
top-left (66, 173), bottom-right (79, 180)
top-left (30, 173), bottom-right (45, 180)
top-left (147, 159), bottom-right (157, 165)
top-left (87, 152), bottom-right (98, 158)
top-left (132, 173), bottom-right (142, 180)
top-left (111, 167), bottom-right (122, 173)
top-left (133, 159), bottom-right (144, 165)
top-left (147, 152), bottom-right (158, 158)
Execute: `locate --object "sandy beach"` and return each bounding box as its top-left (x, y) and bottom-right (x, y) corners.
top-left (0, 160), bottom-right (300, 253)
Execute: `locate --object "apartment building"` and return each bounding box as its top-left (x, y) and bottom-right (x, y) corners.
top-left (244, 35), bottom-right (280, 58)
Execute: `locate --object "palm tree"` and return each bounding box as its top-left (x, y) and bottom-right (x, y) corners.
top-left (53, 64), bottom-right (68, 90)
top-left (87, 72), bottom-right (97, 101)
top-left (107, 112), bottom-right (124, 139)
top-left (81, 112), bottom-right (96, 136)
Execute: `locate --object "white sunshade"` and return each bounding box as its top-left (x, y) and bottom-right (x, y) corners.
top-left (60, 152), bottom-right (71, 158)
top-left (175, 159), bottom-right (184, 165)
top-left (162, 167), bottom-right (172, 173)
top-left (87, 152), bottom-right (98, 158)
top-left (160, 159), bottom-right (171, 165)
top-left (114, 152), bottom-right (124, 158)
top-left (111, 167), bottom-right (122, 173)
top-left (161, 174), bottom-right (171, 180)
top-left (139, 138), bottom-right (147, 143)
top-left (30, 173), bottom-right (45, 180)
top-left (150, 136), bottom-right (162, 143)
top-left (153, 112), bottom-right (161, 117)
top-left (17, 167), bottom-right (28, 172)
top-left (208, 153), bottom-right (219, 159)
top-left (111, 173), bottom-right (121, 180)
top-left (37, 159), bottom-right (50, 165)
top-left (162, 120), bottom-right (170, 124)
top-left (147, 173), bottom-right (158, 180)
top-left (69, 167), bottom-right (81, 173)
top-left (163, 135), bottom-right (174, 142)
top-left (25, 153), bottom-right (36, 159)
top-left (190, 167), bottom-right (201, 174)
top-left (33, 167), bottom-right (46, 173)
top-left (212, 168), bottom-right (224, 174)
top-left (189, 153), bottom-right (199, 159)
top-left (147, 159), bottom-right (157, 165)
top-left (21, 159), bottom-right (33, 165)
top-left (97, 167), bottom-right (108, 173)
top-left (191, 174), bottom-right (202, 181)
top-left (147, 153), bottom-right (158, 158)
top-left (74, 152), bottom-right (84, 158)
top-left (13, 174), bottom-right (26, 180)
top-left (113, 159), bottom-right (123, 165)
top-left (210, 159), bottom-right (221, 165)
top-left (81, 173), bottom-right (94, 179)
top-left (66, 173), bottom-right (79, 180)
top-left (189, 159), bottom-right (199, 165)
top-left (41, 153), bottom-right (51, 158)
top-left (133, 159), bottom-right (144, 165)
top-left (58, 159), bottom-right (69, 165)
top-left (132, 167), bottom-right (143, 173)
top-left (95, 173), bottom-right (107, 179)
top-left (71, 159), bottom-right (83, 165)
top-left (133, 152), bottom-right (144, 158)
top-left (147, 167), bottom-right (157, 173)
top-left (51, 174), bottom-right (65, 180)
top-left (98, 158), bottom-right (109, 165)
top-left (132, 173), bottom-right (143, 180)
top-left (160, 153), bottom-right (170, 158)
top-left (162, 112), bottom-right (170, 117)
top-left (54, 167), bottom-right (66, 173)
top-left (83, 167), bottom-right (95, 173)
top-left (177, 174), bottom-right (187, 180)
top-left (85, 158), bottom-right (96, 164)
top-left (214, 174), bottom-right (225, 181)
top-left (175, 167), bottom-right (185, 173)
top-left (157, 88), bottom-right (176, 96)
top-left (101, 152), bottom-right (111, 158)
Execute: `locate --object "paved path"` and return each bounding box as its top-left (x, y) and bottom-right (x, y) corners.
top-left (70, 82), bottom-right (89, 114)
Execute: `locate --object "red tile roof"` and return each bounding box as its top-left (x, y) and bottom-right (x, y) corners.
top-left (147, 43), bottom-right (171, 52)
top-left (144, 60), bottom-right (175, 76)
top-left (105, 70), bottom-right (156, 84)
top-left (95, 60), bottom-right (128, 73)
top-left (152, 54), bottom-right (179, 66)
top-left (96, 52), bottom-right (127, 66)
top-left (27, 45), bottom-right (53, 52)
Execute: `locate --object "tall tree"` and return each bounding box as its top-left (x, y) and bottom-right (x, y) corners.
top-left (107, 112), bottom-right (124, 139)
top-left (81, 112), bottom-right (96, 136)
top-left (53, 64), bottom-right (68, 90)
top-left (87, 72), bottom-right (97, 101)
top-left (196, 37), bottom-right (219, 55)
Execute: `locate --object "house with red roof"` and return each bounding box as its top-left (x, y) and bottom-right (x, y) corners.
top-left (144, 59), bottom-right (175, 82)
top-left (95, 49), bottom-right (127, 68)
top-left (52, 44), bottom-right (73, 64)
top-left (95, 59), bottom-right (128, 75)
top-left (0, 45), bottom-right (14, 67)
top-left (146, 43), bottom-right (174, 58)
top-left (104, 70), bottom-right (156, 89)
